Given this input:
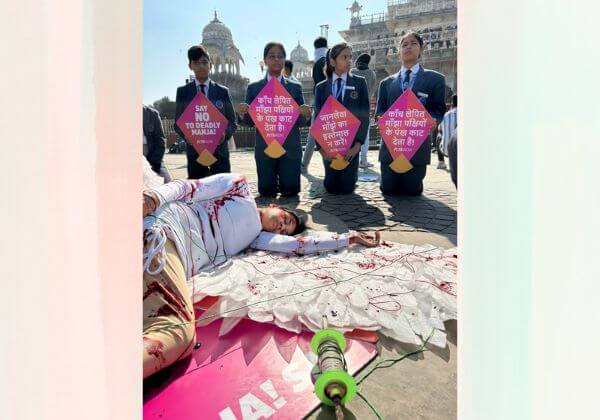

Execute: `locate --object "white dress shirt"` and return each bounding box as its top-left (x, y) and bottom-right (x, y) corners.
top-left (331, 72), bottom-right (348, 101)
top-left (195, 78), bottom-right (211, 97)
top-left (399, 63), bottom-right (420, 91)
top-left (266, 73), bottom-right (283, 83)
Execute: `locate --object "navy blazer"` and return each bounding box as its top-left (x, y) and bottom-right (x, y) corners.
top-left (376, 66), bottom-right (446, 166)
top-left (312, 57), bottom-right (327, 92)
top-left (174, 80), bottom-right (237, 143)
top-left (143, 105), bottom-right (166, 173)
top-left (241, 76), bottom-right (308, 158)
top-left (313, 74), bottom-right (370, 151)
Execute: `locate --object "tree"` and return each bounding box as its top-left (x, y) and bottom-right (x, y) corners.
top-left (151, 96), bottom-right (176, 119)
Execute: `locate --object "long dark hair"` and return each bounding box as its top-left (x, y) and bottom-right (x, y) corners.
top-left (263, 41), bottom-right (286, 59)
top-left (324, 42), bottom-right (351, 78)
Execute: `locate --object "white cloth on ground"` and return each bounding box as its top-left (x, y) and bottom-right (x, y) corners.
top-left (190, 237), bottom-right (457, 348)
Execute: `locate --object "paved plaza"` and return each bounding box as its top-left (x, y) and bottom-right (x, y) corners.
top-left (163, 149), bottom-right (457, 419)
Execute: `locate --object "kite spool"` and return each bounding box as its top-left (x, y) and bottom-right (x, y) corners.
top-left (310, 328), bottom-right (357, 410)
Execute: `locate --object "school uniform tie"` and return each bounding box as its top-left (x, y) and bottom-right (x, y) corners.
top-left (335, 78), bottom-right (343, 102)
top-left (199, 83), bottom-right (206, 95)
top-left (402, 70), bottom-right (411, 91)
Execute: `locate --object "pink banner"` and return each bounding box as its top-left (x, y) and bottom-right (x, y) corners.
top-left (143, 318), bottom-right (377, 420)
top-left (248, 78), bottom-right (300, 146)
top-left (377, 89), bottom-right (436, 160)
top-left (309, 95), bottom-right (361, 159)
top-left (176, 92), bottom-right (229, 155)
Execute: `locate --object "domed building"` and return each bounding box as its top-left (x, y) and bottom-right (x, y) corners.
top-left (290, 42), bottom-right (310, 79)
top-left (202, 11), bottom-right (244, 76)
top-left (187, 11), bottom-right (249, 108)
top-left (289, 41), bottom-right (315, 106)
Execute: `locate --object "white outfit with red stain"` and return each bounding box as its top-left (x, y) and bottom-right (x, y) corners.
top-left (143, 173), bottom-right (349, 278)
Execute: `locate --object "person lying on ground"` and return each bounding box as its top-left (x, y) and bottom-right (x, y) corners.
top-left (142, 169), bottom-right (380, 378)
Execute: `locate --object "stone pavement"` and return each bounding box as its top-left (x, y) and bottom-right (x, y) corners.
top-left (164, 150), bottom-right (456, 248)
top-left (163, 149), bottom-right (457, 419)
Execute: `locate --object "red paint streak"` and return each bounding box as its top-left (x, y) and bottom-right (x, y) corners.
top-left (371, 252), bottom-right (395, 263)
top-left (295, 236), bottom-right (308, 255)
top-left (143, 337), bottom-right (166, 364)
top-left (438, 281), bottom-right (457, 296)
top-left (247, 280), bottom-right (259, 295)
top-left (444, 261), bottom-right (458, 268)
top-left (144, 280), bottom-right (192, 321)
top-left (358, 262), bottom-right (376, 270)
top-left (188, 183), bottom-right (197, 200)
top-left (311, 272), bottom-right (334, 281)
top-left (207, 177), bottom-right (249, 220)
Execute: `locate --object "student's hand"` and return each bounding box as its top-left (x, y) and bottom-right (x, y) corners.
top-left (349, 231), bottom-right (381, 247)
top-left (344, 143), bottom-right (361, 161)
top-left (300, 104), bottom-right (311, 120)
top-left (238, 103), bottom-right (249, 115)
top-left (143, 191), bottom-right (159, 217)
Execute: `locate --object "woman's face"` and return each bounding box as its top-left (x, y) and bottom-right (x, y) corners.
top-left (400, 35), bottom-right (422, 64)
top-left (265, 46), bottom-right (285, 75)
top-left (331, 47), bottom-right (353, 74)
top-left (260, 206), bottom-right (297, 235)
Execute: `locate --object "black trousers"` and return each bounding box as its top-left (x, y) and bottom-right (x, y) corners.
top-left (186, 141), bottom-right (230, 179)
top-left (448, 132), bottom-right (457, 188)
top-left (323, 154), bottom-right (360, 194)
top-left (255, 151), bottom-right (301, 197)
top-left (380, 163), bottom-right (427, 196)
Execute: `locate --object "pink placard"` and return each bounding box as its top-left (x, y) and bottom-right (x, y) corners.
top-left (309, 95), bottom-right (361, 159)
top-left (176, 92), bottom-right (229, 155)
top-left (248, 78), bottom-right (300, 145)
top-left (143, 318), bottom-right (377, 420)
top-left (377, 89), bottom-right (436, 160)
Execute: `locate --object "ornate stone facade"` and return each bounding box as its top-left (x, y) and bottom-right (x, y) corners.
top-left (289, 42), bottom-right (315, 107)
top-left (339, 0), bottom-right (457, 101)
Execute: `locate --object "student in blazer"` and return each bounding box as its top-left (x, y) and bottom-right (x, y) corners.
top-left (313, 43), bottom-right (370, 194)
top-left (376, 31), bottom-right (447, 195)
top-left (238, 41), bottom-right (311, 197)
top-left (174, 45), bottom-right (237, 179)
top-left (143, 104), bottom-right (166, 175)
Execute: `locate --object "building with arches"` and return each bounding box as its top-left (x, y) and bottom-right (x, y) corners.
top-left (339, 0), bottom-right (457, 101)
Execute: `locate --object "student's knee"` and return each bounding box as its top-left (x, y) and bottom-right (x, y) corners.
top-left (379, 177), bottom-right (398, 196)
top-left (257, 175), bottom-right (277, 196)
top-left (280, 182), bottom-right (300, 197)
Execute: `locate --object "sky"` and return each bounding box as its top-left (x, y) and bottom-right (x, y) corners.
top-left (143, 0), bottom-right (388, 104)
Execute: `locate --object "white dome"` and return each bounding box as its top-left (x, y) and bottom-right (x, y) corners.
top-left (290, 42), bottom-right (309, 63)
top-left (202, 12), bottom-right (233, 45)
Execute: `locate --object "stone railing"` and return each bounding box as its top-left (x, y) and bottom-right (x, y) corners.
top-left (355, 12), bottom-right (386, 25)
top-left (388, 0), bottom-right (456, 18)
